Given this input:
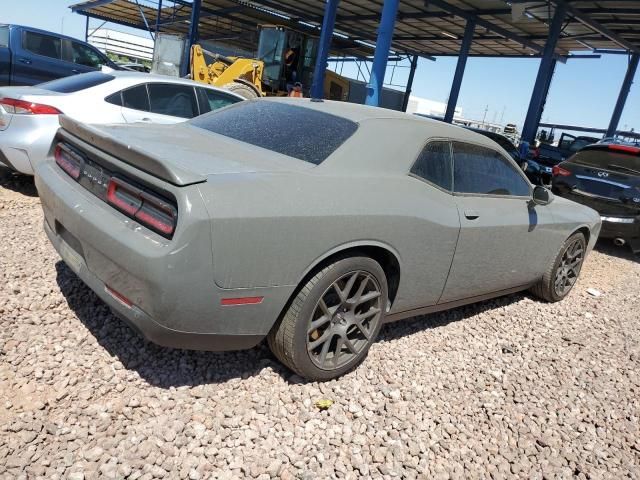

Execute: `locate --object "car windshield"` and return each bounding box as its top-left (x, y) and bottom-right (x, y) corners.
top-left (570, 149), bottom-right (640, 175)
top-left (190, 100), bottom-right (358, 165)
top-left (37, 72), bottom-right (115, 93)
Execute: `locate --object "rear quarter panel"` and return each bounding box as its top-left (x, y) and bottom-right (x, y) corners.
top-left (197, 119), bottom-right (463, 313)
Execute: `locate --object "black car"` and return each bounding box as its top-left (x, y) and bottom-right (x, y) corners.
top-left (463, 127), bottom-right (523, 164)
top-left (528, 134), bottom-right (599, 185)
top-left (552, 143), bottom-right (640, 253)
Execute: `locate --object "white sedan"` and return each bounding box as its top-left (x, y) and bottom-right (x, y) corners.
top-left (0, 71), bottom-right (243, 175)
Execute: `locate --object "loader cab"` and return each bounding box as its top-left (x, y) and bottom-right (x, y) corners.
top-left (256, 26), bottom-right (318, 95)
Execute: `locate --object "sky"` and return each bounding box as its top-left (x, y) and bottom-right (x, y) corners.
top-left (3, 0), bottom-right (639, 133)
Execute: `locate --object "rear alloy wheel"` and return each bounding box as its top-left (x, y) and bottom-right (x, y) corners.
top-left (530, 232), bottom-right (586, 302)
top-left (268, 256), bottom-right (387, 381)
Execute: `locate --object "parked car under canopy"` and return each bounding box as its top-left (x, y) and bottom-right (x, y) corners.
top-left (35, 98), bottom-right (601, 380)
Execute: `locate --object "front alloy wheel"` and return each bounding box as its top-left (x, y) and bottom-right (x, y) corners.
top-left (530, 231), bottom-right (587, 302)
top-left (553, 236), bottom-right (585, 297)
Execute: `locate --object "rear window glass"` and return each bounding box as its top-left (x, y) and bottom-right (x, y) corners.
top-left (570, 148), bottom-right (640, 174)
top-left (190, 101), bottom-right (358, 164)
top-left (37, 72), bottom-right (115, 93)
top-left (0, 27), bottom-right (8, 48)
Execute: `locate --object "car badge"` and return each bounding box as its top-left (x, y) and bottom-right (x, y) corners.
top-left (597, 171), bottom-right (609, 178)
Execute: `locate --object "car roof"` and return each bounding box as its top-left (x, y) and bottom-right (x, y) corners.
top-left (266, 97), bottom-right (424, 123)
top-left (86, 70), bottom-right (245, 99)
top-left (1, 24), bottom-right (95, 45)
top-left (267, 97), bottom-right (508, 145)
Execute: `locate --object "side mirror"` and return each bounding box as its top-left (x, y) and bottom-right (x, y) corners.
top-left (531, 185), bottom-right (554, 206)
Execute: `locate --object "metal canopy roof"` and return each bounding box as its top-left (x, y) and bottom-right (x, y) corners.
top-left (71, 0), bottom-right (640, 59)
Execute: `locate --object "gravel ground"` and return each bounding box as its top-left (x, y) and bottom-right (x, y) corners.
top-left (1, 167), bottom-right (639, 480)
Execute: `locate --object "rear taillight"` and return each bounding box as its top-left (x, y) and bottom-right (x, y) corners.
top-left (0, 97), bottom-right (62, 115)
top-left (54, 143), bottom-right (82, 179)
top-left (107, 177), bottom-right (177, 236)
top-left (552, 165), bottom-right (571, 177)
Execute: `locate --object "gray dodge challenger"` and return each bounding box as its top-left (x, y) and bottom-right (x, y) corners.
top-left (35, 98), bottom-right (601, 380)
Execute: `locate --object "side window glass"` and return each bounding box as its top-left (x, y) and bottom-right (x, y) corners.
top-left (452, 142), bottom-right (530, 196)
top-left (410, 141), bottom-right (452, 191)
top-left (148, 83), bottom-right (198, 119)
top-left (197, 88), bottom-right (241, 114)
top-left (122, 84), bottom-right (150, 112)
top-left (0, 27), bottom-right (9, 48)
top-left (71, 41), bottom-right (104, 68)
top-left (23, 31), bottom-right (61, 59)
top-left (105, 91), bottom-right (123, 107)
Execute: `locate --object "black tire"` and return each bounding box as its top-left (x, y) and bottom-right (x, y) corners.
top-left (226, 81), bottom-right (260, 99)
top-left (530, 232), bottom-right (587, 302)
top-left (268, 256), bottom-right (388, 381)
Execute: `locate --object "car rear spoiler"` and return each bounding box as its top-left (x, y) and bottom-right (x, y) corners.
top-left (57, 115), bottom-right (207, 186)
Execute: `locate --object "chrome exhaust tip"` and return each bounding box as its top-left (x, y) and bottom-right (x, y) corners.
top-left (613, 237), bottom-right (626, 247)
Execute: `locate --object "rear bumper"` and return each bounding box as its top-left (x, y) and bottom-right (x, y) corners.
top-left (35, 159), bottom-right (295, 351)
top-left (43, 219), bottom-right (264, 351)
top-left (599, 217), bottom-right (640, 240)
top-left (553, 187), bottom-right (639, 241)
top-left (0, 115), bottom-right (58, 175)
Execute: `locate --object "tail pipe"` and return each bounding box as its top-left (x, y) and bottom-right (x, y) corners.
top-left (613, 237), bottom-right (626, 247)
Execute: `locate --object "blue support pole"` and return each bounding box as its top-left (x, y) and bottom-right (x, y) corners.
top-left (521, 3), bottom-right (566, 144)
top-left (401, 54), bottom-right (419, 112)
top-left (606, 53), bottom-right (639, 138)
top-left (534, 58), bottom-right (557, 130)
top-left (444, 17), bottom-right (475, 123)
top-left (365, 0), bottom-right (400, 106)
top-left (155, 0), bottom-right (163, 34)
top-left (311, 0), bottom-right (340, 100)
top-left (180, 0), bottom-right (201, 77)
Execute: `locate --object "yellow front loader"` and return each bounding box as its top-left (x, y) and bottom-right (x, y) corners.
top-left (190, 45), bottom-right (265, 99)
top-left (188, 25), bottom-right (350, 101)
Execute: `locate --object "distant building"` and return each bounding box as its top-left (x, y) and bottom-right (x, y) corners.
top-left (88, 28), bottom-right (154, 63)
top-left (406, 96), bottom-right (462, 118)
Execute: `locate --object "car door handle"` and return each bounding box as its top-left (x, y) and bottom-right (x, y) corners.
top-left (464, 209), bottom-right (480, 220)
top-left (141, 118), bottom-right (152, 122)
top-left (71, 69), bottom-right (80, 74)
top-left (19, 57), bottom-right (32, 64)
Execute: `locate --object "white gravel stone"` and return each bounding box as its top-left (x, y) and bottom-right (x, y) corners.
top-left (1, 170), bottom-right (639, 479)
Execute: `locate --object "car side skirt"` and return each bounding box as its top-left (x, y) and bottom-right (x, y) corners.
top-left (384, 283), bottom-right (535, 323)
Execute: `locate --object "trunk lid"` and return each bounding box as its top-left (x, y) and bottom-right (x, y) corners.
top-left (58, 115), bottom-right (313, 187)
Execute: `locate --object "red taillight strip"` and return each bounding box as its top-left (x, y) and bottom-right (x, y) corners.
top-left (54, 143), bottom-right (82, 179)
top-left (135, 208), bottom-right (175, 235)
top-left (552, 165), bottom-right (571, 177)
top-left (106, 177), bottom-right (142, 216)
top-left (106, 177), bottom-right (177, 237)
top-left (608, 144), bottom-right (640, 154)
top-left (0, 97), bottom-right (62, 115)
top-left (221, 296), bottom-right (264, 306)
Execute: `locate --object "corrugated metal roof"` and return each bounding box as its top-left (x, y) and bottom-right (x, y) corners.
top-left (71, 0), bottom-right (640, 58)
